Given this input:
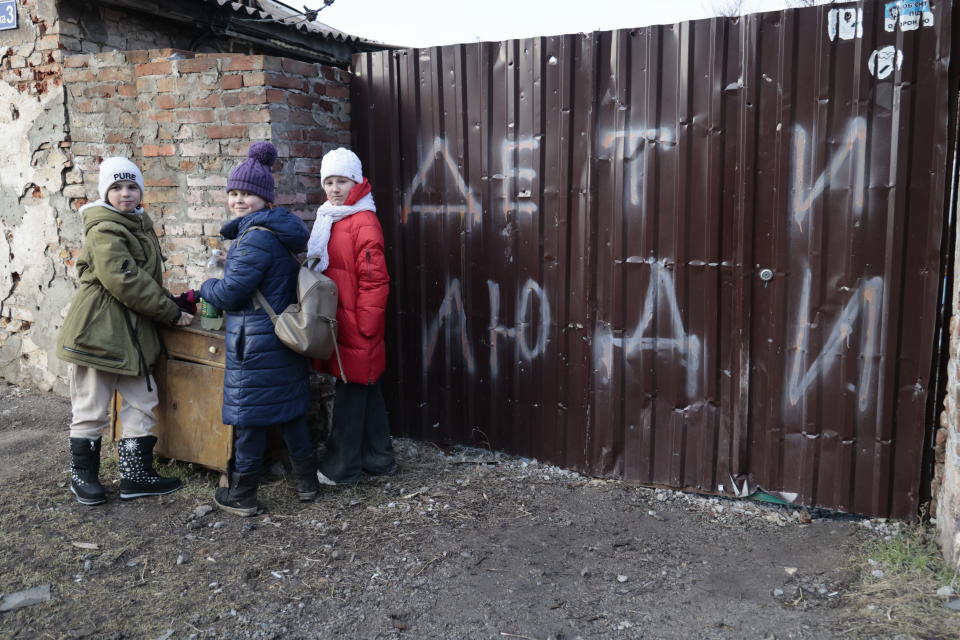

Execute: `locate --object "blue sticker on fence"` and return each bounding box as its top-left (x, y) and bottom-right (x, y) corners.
top-left (0, 0), bottom-right (18, 31)
top-left (884, 0), bottom-right (934, 32)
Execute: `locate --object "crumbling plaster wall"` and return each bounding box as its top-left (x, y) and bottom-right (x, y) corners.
top-left (1, 0), bottom-right (73, 393)
top-left (937, 224), bottom-right (960, 569)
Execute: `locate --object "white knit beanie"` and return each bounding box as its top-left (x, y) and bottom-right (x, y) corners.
top-left (98, 157), bottom-right (145, 201)
top-left (320, 147), bottom-right (362, 183)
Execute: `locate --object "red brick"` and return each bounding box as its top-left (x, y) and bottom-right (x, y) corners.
top-left (180, 142), bottom-right (220, 156)
top-left (286, 93), bottom-right (314, 109)
top-left (225, 56), bottom-right (263, 72)
top-left (227, 110), bottom-right (270, 124)
top-left (142, 144), bottom-right (177, 157)
top-left (314, 99), bottom-right (336, 113)
top-left (324, 85), bottom-right (350, 99)
top-left (147, 111), bottom-right (175, 123)
top-left (177, 57), bottom-right (218, 73)
top-left (206, 125), bottom-right (249, 139)
top-left (273, 127), bottom-right (302, 141)
top-left (135, 61), bottom-right (172, 77)
top-left (289, 109), bottom-right (319, 126)
top-left (64, 54), bottom-right (90, 68)
top-left (221, 89), bottom-right (267, 107)
top-left (117, 83), bottom-right (137, 97)
top-left (84, 83), bottom-right (118, 98)
top-left (243, 72), bottom-right (266, 87)
top-left (145, 176), bottom-right (178, 187)
top-left (156, 76), bottom-right (177, 92)
top-left (156, 94), bottom-right (184, 109)
top-left (72, 100), bottom-right (104, 113)
top-left (220, 74), bottom-right (243, 90)
top-left (190, 94), bottom-right (221, 108)
top-left (281, 58), bottom-right (317, 77)
top-left (135, 77), bottom-right (156, 93)
top-left (180, 109), bottom-right (216, 124)
top-left (124, 51), bottom-right (150, 64)
top-left (291, 143), bottom-right (324, 157)
top-left (301, 128), bottom-right (330, 141)
top-left (96, 68), bottom-right (131, 82)
top-left (143, 187), bottom-right (179, 203)
top-left (223, 142), bottom-right (253, 156)
top-left (266, 73), bottom-right (308, 92)
top-left (62, 68), bottom-right (94, 82)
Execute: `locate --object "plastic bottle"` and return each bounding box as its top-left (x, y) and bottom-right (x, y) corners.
top-left (200, 250), bottom-right (224, 331)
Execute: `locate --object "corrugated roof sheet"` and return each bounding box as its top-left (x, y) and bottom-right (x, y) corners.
top-left (203, 0), bottom-right (376, 44)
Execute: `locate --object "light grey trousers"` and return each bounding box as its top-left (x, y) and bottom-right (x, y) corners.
top-left (68, 365), bottom-right (157, 440)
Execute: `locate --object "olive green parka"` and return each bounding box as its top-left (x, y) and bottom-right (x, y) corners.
top-left (57, 202), bottom-right (180, 376)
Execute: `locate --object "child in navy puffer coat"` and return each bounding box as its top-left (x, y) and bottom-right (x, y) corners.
top-left (199, 142), bottom-right (320, 516)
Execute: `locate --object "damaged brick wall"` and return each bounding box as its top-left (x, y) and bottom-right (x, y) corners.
top-left (937, 227), bottom-right (960, 568)
top-left (0, 0), bottom-right (351, 393)
top-left (64, 50), bottom-right (349, 290)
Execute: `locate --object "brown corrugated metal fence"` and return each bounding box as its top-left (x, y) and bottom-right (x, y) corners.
top-left (351, 1), bottom-right (953, 519)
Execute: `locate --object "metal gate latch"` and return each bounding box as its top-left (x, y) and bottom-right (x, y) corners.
top-left (759, 268), bottom-right (774, 288)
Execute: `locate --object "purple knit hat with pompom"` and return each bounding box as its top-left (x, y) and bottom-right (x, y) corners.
top-left (227, 142), bottom-right (277, 202)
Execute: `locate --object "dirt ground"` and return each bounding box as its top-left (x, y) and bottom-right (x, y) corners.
top-left (0, 380), bottom-right (923, 639)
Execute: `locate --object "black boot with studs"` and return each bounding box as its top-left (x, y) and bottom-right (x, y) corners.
top-left (118, 435), bottom-right (182, 500)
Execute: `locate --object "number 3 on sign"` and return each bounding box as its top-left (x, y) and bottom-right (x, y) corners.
top-left (0, 1), bottom-right (18, 31)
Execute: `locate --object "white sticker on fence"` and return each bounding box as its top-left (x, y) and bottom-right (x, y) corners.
top-left (868, 46), bottom-right (904, 80)
top-left (827, 7), bottom-right (863, 41)
top-left (884, 0), bottom-right (934, 32)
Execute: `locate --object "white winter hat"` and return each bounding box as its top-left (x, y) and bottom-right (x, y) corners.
top-left (98, 157), bottom-right (144, 201)
top-left (320, 147), bottom-right (362, 183)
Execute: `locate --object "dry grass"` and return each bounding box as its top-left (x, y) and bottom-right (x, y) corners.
top-left (839, 523), bottom-right (960, 639)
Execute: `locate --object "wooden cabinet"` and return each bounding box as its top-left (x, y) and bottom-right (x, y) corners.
top-left (111, 322), bottom-right (232, 472)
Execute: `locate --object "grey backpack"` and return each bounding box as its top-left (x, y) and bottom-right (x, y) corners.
top-left (242, 226), bottom-right (344, 376)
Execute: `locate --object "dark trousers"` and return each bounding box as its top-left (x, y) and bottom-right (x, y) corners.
top-left (319, 380), bottom-right (394, 485)
top-left (234, 414), bottom-right (313, 474)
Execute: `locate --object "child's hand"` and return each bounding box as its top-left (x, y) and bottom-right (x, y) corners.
top-left (174, 311), bottom-right (194, 326)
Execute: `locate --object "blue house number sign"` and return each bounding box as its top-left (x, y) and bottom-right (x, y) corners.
top-left (0, 0), bottom-right (17, 31)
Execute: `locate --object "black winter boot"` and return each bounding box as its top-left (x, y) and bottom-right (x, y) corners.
top-left (117, 436), bottom-right (182, 500)
top-left (69, 437), bottom-right (106, 505)
top-left (290, 455), bottom-right (320, 501)
top-left (214, 471), bottom-right (259, 516)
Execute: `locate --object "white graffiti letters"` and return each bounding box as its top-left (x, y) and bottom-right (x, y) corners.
top-left (592, 261), bottom-right (702, 397)
top-left (786, 271), bottom-right (883, 411)
top-left (422, 278), bottom-right (551, 379)
top-left (791, 118), bottom-right (866, 230)
top-left (487, 278), bottom-right (551, 379)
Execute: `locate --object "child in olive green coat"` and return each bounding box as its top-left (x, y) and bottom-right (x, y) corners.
top-left (58, 157), bottom-right (192, 505)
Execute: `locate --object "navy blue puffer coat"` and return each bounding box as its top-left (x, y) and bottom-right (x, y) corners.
top-left (199, 208), bottom-right (310, 427)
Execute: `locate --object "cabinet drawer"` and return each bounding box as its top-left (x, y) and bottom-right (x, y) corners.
top-left (162, 325), bottom-right (226, 368)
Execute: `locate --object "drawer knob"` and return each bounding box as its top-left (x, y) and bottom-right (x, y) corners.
top-left (208, 346), bottom-right (217, 354)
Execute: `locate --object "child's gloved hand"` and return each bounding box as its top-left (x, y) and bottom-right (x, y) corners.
top-left (171, 290), bottom-right (198, 315)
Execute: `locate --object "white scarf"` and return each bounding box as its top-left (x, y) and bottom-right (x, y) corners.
top-left (306, 192), bottom-right (376, 272)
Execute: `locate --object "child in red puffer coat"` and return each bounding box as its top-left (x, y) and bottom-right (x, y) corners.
top-left (307, 147), bottom-right (395, 486)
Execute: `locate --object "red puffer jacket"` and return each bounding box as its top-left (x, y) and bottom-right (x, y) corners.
top-left (312, 180), bottom-right (390, 384)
